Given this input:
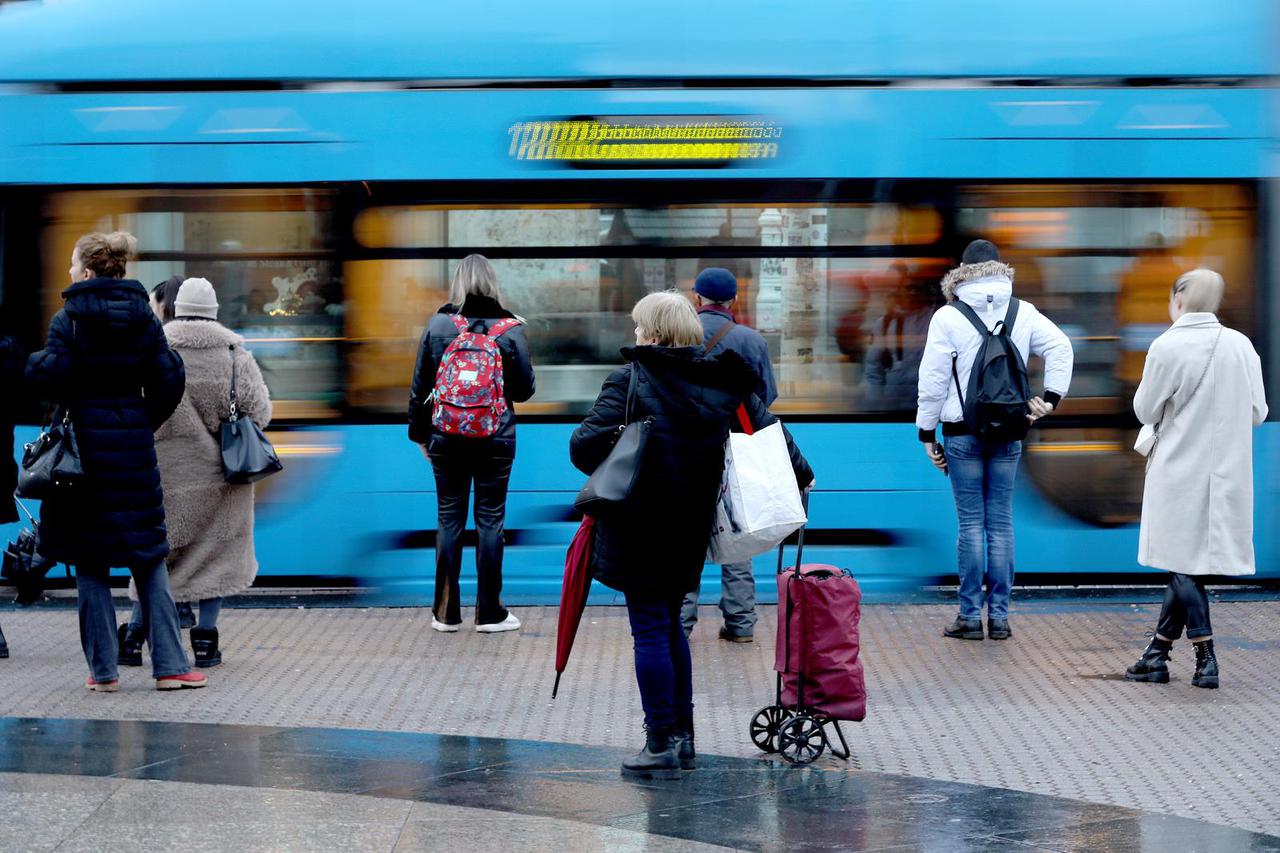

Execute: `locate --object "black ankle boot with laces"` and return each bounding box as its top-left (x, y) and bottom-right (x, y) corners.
top-left (1192, 640), bottom-right (1219, 689)
top-left (1125, 637), bottom-right (1172, 684)
top-left (621, 727), bottom-right (682, 781)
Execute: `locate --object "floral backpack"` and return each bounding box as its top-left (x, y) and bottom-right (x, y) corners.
top-left (431, 315), bottom-right (522, 438)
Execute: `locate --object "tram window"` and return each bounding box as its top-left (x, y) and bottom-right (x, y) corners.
top-left (347, 184), bottom-right (1257, 419)
top-left (39, 190), bottom-right (343, 420)
top-left (353, 204), bottom-right (942, 249)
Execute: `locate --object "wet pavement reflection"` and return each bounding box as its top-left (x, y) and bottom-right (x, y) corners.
top-left (1, 717), bottom-right (1276, 852)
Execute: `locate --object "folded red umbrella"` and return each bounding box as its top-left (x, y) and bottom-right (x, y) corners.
top-left (553, 516), bottom-right (596, 699)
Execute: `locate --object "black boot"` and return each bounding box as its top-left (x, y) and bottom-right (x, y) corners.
top-left (987, 618), bottom-right (1012, 640)
top-left (673, 717), bottom-right (696, 771)
top-left (1192, 640), bottom-right (1219, 689)
top-left (190, 627), bottom-right (222, 668)
top-left (621, 728), bottom-right (681, 781)
top-left (1125, 638), bottom-right (1171, 683)
top-left (0, 623), bottom-right (8, 659)
top-left (943, 616), bottom-right (984, 640)
top-left (117, 623), bottom-right (144, 668)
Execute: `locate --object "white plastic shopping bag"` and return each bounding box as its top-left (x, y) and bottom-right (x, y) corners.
top-left (707, 421), bottom-right (807, 563)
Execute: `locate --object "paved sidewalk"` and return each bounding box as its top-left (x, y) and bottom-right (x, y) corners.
top-left (1, 599), bottom-right (1277, 837)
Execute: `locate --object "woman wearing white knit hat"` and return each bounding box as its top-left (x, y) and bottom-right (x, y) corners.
top-left (119, 277), bottom-right (273, 668)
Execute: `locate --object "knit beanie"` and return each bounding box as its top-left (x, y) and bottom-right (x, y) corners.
top-left (693, 267), bottom-right (738, 303)
top-left (174, 277), bottom-right (219, 320)
top-left (961, 239), bottom-right (1000, 265)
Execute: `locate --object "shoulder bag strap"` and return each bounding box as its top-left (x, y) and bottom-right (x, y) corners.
top-left (624, 363), bottom-right (639, 426)
top-left (486, 318), bottom-right (521, 339)
top-left (1173, 328), bottom-right (1223, 418)
top-left (227, 345), bottom-right (240, 422)
top-left (950, 301), bottom-right (991, 339)
top-left (950, 350), bottom-right (965, 410)
top-left (450, 314), bottom-right (469, 334)
top-left (704, 319), bottom-right (735, 353)
top-left (998, 298), bottom-right (1021, 336)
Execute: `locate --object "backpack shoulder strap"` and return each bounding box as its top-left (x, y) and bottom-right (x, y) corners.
top-left (950, 300), bottom-right (990, 338)
top-left (704, 319), bottom-right (735, 353)
top-left (450, 314), bottom-right (469, 334)
top-left (486, 318), bottom-right (522, 339)
top-left (999, 298), bottom-right (1021, 336)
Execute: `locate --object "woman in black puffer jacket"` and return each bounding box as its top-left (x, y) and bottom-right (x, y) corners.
top-left (26, 231), bottom-right (205, 692)
top-left (571, 291), bottom-right (812, 780)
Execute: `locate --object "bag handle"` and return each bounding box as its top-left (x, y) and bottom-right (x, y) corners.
top-left (624, 363), bottom-right (639, 426)
top-left (227, 345), bottom-right (240, 422)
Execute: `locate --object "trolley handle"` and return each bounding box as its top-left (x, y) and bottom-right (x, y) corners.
top-left (776, 490), bottom-right (810, 575)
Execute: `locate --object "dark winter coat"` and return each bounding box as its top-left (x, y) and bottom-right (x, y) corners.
top-left (570, 346), bottom-right (812, 597)
top-left (26, 278), bottom-right (185, 568)
top-left (698, 305), bottom-right (778, 405)
top-left (408, 295), bottom-right (536, 458)
top-left (0, 336), bottom-right (23, 525)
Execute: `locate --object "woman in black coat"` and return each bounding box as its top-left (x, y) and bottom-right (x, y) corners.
top-left (0, 334), bottom-right (22, 658)
top-left (571, 291), bottom-right (812, 779)
top-left (26, 231), bottom-right (205, 692)
top-left (409, 254), bottom-right (535, 633)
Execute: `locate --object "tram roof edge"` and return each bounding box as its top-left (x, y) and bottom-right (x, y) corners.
top-left (0, 0), bottom-right (1275, 84)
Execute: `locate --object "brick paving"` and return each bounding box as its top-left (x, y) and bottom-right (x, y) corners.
top-left (0, 599), bottom-right (1277, 837)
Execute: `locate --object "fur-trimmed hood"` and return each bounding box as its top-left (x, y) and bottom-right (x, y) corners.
top-left (940, 260), bottom-right (1016, 303)
top-left (163, 318), bottom-right (244, 350)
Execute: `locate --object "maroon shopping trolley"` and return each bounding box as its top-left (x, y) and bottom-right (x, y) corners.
top-left (750, 527), bottom-right (867, 764)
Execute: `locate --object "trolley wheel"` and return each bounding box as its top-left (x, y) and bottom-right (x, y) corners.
top-left (777, 715), bottom-right (825, 765)
top-left (749, 705), bottom-right (789, 754)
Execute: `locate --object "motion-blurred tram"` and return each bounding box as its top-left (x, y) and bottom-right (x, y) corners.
top-left (0, 0), bottom-right (1276, 600)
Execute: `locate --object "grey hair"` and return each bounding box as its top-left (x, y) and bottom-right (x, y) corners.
top-left (1173, 268), bottom-right (1225, 314)
top-left (449, 253), bottom-right (502, 305)
top-left (632, 290), bottom-right (703, 348)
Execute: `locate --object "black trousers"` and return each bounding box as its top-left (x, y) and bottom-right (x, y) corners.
top-left (431, 452), bottom-right (513, 626)
top-left (1156, 573), bottom-right (1212, 641)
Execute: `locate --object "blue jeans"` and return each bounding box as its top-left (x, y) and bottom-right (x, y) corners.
top-left (76, 561), bottom-right (189, 681)
top-left (944, 435), bottom-right (1022, 621)
top-left (624, 592), bottom-right (693, 731)
top-left (679, 561), bottom-right (757, 637)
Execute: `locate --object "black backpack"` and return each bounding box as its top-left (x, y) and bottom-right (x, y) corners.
top-left (950, 298), bottom-right (1031, 443)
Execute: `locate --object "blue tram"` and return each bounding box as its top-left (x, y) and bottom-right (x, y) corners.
top-left (0, 0), bottom-right (1276, 601)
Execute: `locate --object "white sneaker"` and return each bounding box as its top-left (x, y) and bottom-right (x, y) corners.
top-left (431, 618), bottom-right (460, 633)
top-left (475, 613), bottom-right (521, 633)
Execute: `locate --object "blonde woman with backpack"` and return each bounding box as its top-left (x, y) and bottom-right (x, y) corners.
top-left (409, 254), bottom-right (535, 633)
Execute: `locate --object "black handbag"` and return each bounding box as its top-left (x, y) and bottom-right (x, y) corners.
top-left (16, 408), bottom-right (84, 500)
top-left (574, 365), bottom-right (652, 517)
top-left (220, 346), bottom-right (283, 484)
top-left (1, 500), bottom-right (58, 606)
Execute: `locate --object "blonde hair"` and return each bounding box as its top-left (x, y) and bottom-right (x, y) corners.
top-left (450, 253), bottom-right (502, 306)
top-left (632, 290), bottom-right (703, 347)
top-left (1173, 268), bottom-right (1225, 314)
top-left (75, 231), bottom-right (137, 279)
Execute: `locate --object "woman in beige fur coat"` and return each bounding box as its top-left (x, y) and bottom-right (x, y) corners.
top-left (119, 277), bottom-right (272, 668)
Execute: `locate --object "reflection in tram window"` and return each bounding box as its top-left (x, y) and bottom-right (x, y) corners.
top-left (34, 183), bottom-right (1256, 424)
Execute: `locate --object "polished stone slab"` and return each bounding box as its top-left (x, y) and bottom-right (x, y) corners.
top-left (2, 717), bottom-right (1276, 852)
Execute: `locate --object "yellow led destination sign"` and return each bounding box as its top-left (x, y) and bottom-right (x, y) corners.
top-left (508, 116), bottom-right (782, 167)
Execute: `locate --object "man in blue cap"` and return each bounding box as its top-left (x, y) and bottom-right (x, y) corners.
top-left (681, 266), bottom-right (777, 642)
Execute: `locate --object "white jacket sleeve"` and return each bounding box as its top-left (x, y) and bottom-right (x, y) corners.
top-left (1133, 344), bottom-right (1172, 425)
top-left (915, 310), bottom-right (953, 435)
top-left (1028, 310), bottom-right (1074, 399)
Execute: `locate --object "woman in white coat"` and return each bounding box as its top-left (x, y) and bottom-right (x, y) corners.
top-left (1125, 269), bottom-right (1267, 689)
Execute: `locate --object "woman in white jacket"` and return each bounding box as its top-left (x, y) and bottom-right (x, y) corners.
top-left (1125, 269), bottom-right (1267, 689)
top-left (916, 240), bottom-right (1074, 641)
